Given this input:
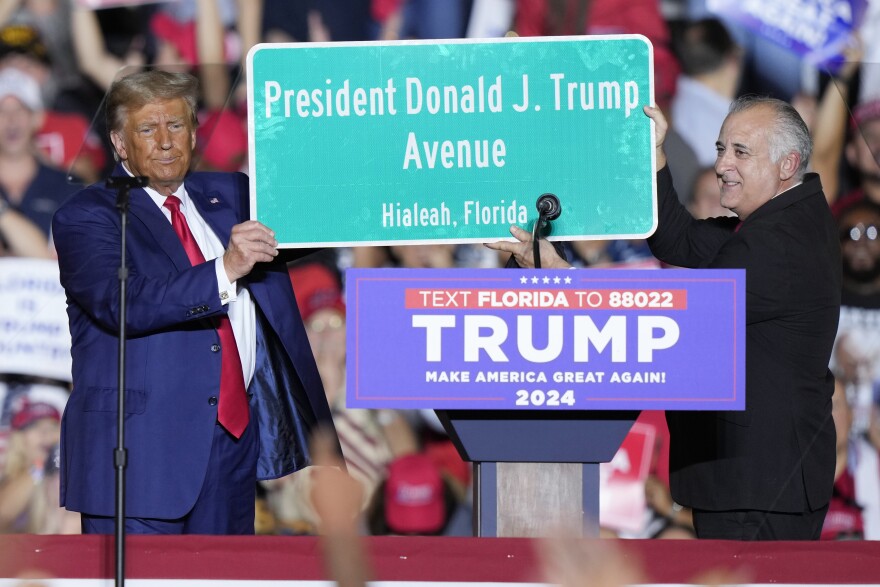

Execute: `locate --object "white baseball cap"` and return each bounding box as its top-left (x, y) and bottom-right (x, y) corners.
top-left (0, 68), bottom-right (42, 111)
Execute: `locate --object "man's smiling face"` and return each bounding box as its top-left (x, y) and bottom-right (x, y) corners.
top-left (714, 104), bottom-right (787, 220)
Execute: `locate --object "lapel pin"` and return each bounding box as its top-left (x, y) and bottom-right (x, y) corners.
top-left (209, 197), bottom-right (220, 204)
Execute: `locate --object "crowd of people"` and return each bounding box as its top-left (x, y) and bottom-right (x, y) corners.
top-left (1, 0), bottom-right (880, 545)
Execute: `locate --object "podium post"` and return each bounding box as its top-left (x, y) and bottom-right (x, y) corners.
top-left (436, 410), bottom-right (637, 537)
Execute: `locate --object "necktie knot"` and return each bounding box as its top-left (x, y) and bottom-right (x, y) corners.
top-left (163, 195), bottom-right (182, 213)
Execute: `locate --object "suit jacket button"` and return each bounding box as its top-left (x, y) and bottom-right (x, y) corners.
top-left (211, 344), bottom-right (220, 352)
top-left (208, 396), bottom-right (218, 406)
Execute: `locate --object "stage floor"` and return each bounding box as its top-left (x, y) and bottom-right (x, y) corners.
top-left (2, 535), bottom-right (880, 586)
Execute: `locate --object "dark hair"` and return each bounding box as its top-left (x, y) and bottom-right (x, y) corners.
top-left (672, 18), bottom-right (739, 77)
top-left (0, 23), bottom-right (50, 65)
top-left (837, 198), bottom-right (880, 224)
top-left (728, 95), bottom-right (812, 178)
top-left (105, 69), bottom-right (199, 135)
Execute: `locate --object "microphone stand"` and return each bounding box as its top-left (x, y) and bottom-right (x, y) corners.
top-left (106, 175), bottom-right (148, 587)
top-left (532, 193), bottom-right (562, 269)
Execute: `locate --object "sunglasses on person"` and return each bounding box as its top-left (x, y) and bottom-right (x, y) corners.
top-left (840, 223), bottom-right (879, 242)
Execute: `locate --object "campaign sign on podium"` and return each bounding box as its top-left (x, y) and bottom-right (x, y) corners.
top-left (247, 36), bottom-right (656, 247)
top-left (347, 267), bottom-right (745, 411)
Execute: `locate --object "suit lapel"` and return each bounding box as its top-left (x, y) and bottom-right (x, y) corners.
top-left (121, 176), bottom-right (193, 273)
top-left (120, 169), bottom-right (242, 272)
top-left (185, 179), bottom-right (239, 249)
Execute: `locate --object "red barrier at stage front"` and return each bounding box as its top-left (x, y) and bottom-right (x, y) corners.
top-left (2, 535), bottom-right (880, 584)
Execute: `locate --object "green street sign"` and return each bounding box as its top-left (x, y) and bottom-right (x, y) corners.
top-left (247, 35), bottom-right (657, 248)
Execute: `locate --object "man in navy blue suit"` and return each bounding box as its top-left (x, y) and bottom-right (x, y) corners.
top-left (52, 69), bottom-right (337, 534)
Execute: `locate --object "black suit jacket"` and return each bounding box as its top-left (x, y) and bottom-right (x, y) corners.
top-left (647, 167), bottom-right (841, 513)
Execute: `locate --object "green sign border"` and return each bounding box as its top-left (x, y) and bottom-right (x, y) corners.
top-left (247, 35), bottom-right (657, 248)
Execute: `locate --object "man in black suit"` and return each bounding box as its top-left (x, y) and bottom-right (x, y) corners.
top-left (488, 96), bottom-right (841, 540)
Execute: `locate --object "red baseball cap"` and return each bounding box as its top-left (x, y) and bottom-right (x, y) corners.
top-left (384, 454), bottom-right (446, 534)
top-left (11, 398), bottom-right (60, 431)
top-left (288, 262), bottom-right (345, 323)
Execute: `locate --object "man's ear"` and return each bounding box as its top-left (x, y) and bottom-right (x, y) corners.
top-left (110, 131), bottom-right (126, 160)
top-left (779, 152), bottom-right (800, 181)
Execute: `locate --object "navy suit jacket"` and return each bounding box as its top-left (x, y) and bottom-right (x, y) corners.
top-left (52, 168), bottom-right (335, 518)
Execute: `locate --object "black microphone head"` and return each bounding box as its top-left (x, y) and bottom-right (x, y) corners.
top-left (536, 193), bottom-right (561, 221)
top-left (106, 175), bottom-right (150, 190)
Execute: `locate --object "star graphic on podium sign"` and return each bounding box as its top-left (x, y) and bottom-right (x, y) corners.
top-left (520, 276), bottom-right (528, 284)
top-left (564, 276), bottom-right (572, 284)
top-left (531, 276), bottom-right (539, 284)
top-left (553, 276), bottom-right (561, 284)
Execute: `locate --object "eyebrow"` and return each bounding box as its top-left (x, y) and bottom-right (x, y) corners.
top-left (136, 117), bottom-right (184, 129)
top-left (716, 140), bottom-right (752, 152)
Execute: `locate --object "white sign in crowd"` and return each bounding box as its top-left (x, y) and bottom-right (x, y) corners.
top-left (0, 258), bottom-right (71, 383)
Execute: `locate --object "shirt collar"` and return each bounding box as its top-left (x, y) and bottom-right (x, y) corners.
top-left (121, 163), bottom-right (187, 209)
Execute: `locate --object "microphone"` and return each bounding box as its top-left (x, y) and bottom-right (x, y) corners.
top-left (106, 176), bottom-right (149, 211)
top-left (536, 193), bottom-right (561, 221)
top-left (532, 193), bottom-right (562, 269)
top-left (106, 176), bottom-right (149, 190)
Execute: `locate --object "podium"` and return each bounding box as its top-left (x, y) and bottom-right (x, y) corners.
top-left (437, 409), bottom-right (638, 537)
top-left (346, 267), bottom-right (745, 539)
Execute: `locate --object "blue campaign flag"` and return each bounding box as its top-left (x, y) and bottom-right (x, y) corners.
top-left (708, 0), bottom-right (866, 73)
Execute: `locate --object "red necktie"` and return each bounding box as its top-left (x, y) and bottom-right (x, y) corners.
top-left (163, 195), bottom-right (249, 438)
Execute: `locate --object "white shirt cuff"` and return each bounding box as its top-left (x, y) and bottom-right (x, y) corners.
top-left (214, 258), bottom-right (237, 305)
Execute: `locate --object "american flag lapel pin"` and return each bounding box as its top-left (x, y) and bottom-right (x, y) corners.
top-left (209, 197), bottom-right (220, 204)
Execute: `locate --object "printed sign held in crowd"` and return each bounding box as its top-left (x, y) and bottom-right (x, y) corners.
top-left (0, 258), bottom-right (72, 382)
top-left (709, 0), bottom-right (866, 73)
top-left (600, 421), bottom-right (656, 533)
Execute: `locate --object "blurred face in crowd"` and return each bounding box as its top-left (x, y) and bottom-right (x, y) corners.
top-left (0, 95), bottom-right (40, 156)
top-left (846, 118), bottom-right (880, 184)
top-left (389, 244), bottom-right (456, 268)
top-left (839, 205), bottom-right (880, 285)
top-left (305, 308), bottom-right (346, 402)
top-left (689, 167), bottom-right (736, 220)
top-left (18, 417), bottom-right (60, 466)
top-left (714, 105), bottom-right (797, 220)
top-left (110, 97), bottom-right (196, 195)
